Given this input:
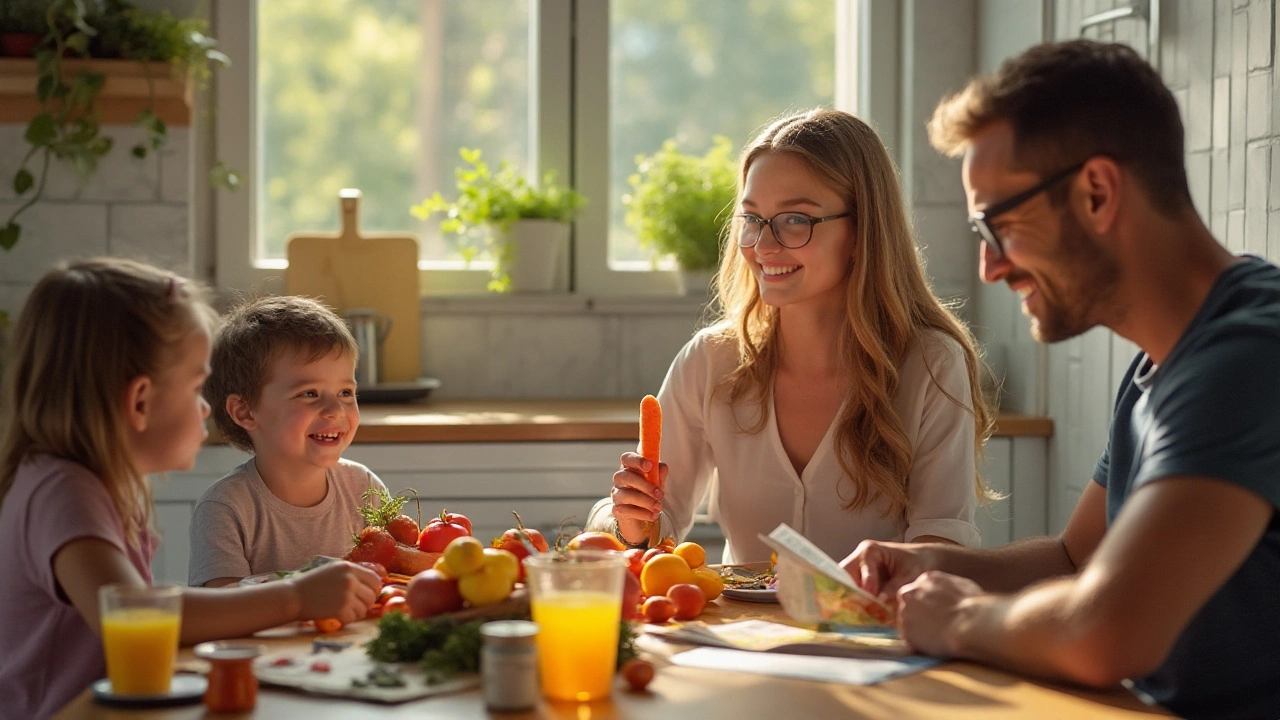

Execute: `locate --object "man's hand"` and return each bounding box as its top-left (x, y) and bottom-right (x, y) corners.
top-left (840, 540), bottom-right (937, 604)
top-left (896, 571), bottom-right (983, 657)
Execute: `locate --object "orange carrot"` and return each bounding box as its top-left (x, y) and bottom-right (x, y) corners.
top-left (639, 395), bottom-right (662, 488)
top-left (639, 395), bottom-right (663, 546)
top-left (315, 618), bottom-right (342, 634)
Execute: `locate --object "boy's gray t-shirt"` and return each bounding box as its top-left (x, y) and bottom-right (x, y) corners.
top-left (188, 457), bottom-right (388, 586)
top-left (1092, 256), bottom-right (1280, 720)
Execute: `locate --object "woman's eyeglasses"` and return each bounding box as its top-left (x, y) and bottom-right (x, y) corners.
top-left (734, 211), bottom-right (852, 249)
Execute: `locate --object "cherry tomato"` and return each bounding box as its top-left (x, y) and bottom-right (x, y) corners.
top-left (621, 659), bottom-right (655, 692)
top-left (641, 596), bottom-right (677, 623)
top-left (356, 561), bottom-right (388, 579)
top-left (382, 596), bottom-right (410, 615)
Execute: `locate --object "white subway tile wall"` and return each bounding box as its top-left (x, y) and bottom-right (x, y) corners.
top-left (0, 125), bottom-right (193, 311)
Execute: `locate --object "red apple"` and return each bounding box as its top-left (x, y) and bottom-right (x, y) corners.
top-left (406, 569), bottom-right (464, 619)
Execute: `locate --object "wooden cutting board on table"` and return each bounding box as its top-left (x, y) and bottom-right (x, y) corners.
top-left (285, 189), bottom-right (421, 383)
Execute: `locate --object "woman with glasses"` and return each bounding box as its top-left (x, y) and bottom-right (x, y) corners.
top-left (592, 108), bottom-right (995, 563)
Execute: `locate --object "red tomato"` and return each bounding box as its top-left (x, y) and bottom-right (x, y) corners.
top-left (386, 515), bottom-right (420, 545)
top-left (419, 519), bottom-right (469, 553)
top-left (641, 547), bottom-right (670, 564)
top-left (499, 526), bottom-right (548, 553)
top-left (442, 510), bottom-right (473, 535)
top-left (492, 536), bottom-right (531, 581)
top-left (356, 561), bottom-right (388, 580)
top-left (666, 583), bottom-right (706, 621)
top-left (382, 596), bottom-right (410, 615)
top-left (350, 527), bottom-right (396, 568)
top-left (623, 548), bottom-right (645, 578)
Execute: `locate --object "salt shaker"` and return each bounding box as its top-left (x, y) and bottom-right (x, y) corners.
top-left (480, 620), bottom-right (540, 711)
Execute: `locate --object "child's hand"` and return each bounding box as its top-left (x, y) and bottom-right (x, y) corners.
top-left (289, 561), bottom-right (381, 624)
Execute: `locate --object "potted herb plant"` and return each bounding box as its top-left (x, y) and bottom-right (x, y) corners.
top-left (0, 0), bottom-right (46, 57)
top-left (412, 148), bottom-right (585, 293)
top-left (1, 0), bottom-right (235, 251)
top-left (624, 135), bottom-right (737, 295)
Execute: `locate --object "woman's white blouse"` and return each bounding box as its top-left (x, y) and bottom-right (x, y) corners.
top-left (649, 326), bottom-right (981, 564)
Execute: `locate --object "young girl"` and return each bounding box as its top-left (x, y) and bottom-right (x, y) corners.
top-left (597, 109), bottom-right (995, 563)
top-left (0, 258), bottom-right (380, 720)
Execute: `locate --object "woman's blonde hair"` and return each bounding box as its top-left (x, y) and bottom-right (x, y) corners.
top-left (714, 108), bottom-right (994, 517)
top-left (0, 258), bottom-right (218, 548)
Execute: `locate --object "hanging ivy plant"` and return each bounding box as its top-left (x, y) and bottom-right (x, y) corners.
top-left (1, 0), bottom-right (239, 251)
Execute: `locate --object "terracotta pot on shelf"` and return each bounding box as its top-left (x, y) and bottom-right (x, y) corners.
top-left (0, 33), bottom-right (40, 58)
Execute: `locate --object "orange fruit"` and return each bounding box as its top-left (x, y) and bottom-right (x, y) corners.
top-left (691, 566), bottom-right (724, 601)
top-left (566, 531), bottom-right (626, 552)
top-left (640, 553), bottom-right (694, 597)
top-left (672, 541), bottom-right (705, 569)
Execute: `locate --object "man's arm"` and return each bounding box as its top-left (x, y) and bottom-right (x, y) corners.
top-left (845, 480), bottom-right (1109, 598)
top-left (923, 476), bottom-right (1271, 686)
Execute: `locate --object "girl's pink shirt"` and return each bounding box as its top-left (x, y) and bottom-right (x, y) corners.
top-left (0, 454), bottom-right (156, 720)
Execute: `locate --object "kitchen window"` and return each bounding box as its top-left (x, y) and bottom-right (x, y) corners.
top-left (212, 0), bottom-right (860, 296)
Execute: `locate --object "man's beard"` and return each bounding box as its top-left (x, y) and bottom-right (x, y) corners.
top-left (1019, 211), bottom-right (1122, 343)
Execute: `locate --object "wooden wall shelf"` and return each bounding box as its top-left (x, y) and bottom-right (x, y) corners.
top-left (0, 58), bottom-right (190, 126)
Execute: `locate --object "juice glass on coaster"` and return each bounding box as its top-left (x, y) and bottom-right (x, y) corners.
top-left (524, 550), bottom-right (627, 702)
top-left (98, 584), bottom-right (183, 695)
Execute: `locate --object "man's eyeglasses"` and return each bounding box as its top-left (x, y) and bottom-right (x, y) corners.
top-left (734, 211), bottom-right (852, 249)
top-left (969, 162), bottom-right (1084, 257)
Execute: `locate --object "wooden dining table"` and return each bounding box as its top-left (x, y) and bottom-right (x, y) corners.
top-left (56, 593), bottom-right (1169, 720)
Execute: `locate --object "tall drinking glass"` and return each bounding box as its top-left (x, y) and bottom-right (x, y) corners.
top-left (99, 584), bottom-right (183, 695)
top-left (523, 550), bottom-right (627, 702)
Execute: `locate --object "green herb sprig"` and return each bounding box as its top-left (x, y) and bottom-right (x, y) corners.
top-left (358, 487), bottom-right (408, 529)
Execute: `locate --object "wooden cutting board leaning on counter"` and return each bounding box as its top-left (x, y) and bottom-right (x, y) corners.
top-left (286, 188), bottom-right (421, 383)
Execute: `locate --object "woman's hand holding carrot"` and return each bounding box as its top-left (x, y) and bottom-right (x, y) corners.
top-left (610, 453), bottom-right (668, 545)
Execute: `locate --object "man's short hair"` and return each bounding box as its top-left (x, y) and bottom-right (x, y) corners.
top-left (205, 295), bottom-right (358, 452)
top-left (929, 39), bottom-right (1192, 214)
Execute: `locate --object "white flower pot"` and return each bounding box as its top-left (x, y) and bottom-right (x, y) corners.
top-left (676, 267), bottom-right (716, 296)
top-left (503, 219), bottom-right (570, 293)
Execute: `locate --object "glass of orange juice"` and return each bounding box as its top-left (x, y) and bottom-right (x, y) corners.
top-left (99, 584), bottom-right (183, 696)
top-left (524, 550), bottom-right (627, 702)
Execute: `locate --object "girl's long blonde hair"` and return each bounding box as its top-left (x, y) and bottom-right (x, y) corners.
top-left (714, 108), bottom-right (994, 517)
top-left (0, 258), bottom-right (217, 548)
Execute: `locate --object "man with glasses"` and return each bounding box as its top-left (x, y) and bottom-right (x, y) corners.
top-left (842, 40), bottom-right (1280, 719)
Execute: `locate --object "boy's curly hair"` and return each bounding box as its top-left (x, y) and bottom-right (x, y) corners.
top-left (205, 296), bottom-right (357, 452)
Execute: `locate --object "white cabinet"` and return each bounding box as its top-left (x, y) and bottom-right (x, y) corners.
top-left (975, 436), bottom-right (1048, 547)
top-left (151, 436), bottom-right (1048, 584)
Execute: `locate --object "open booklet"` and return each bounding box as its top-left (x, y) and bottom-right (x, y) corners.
top-left (646, 619), bottom-right (910, 659)
top-left (759, 523), bottom-right (897, 627)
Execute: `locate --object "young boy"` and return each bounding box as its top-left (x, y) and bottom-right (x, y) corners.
top-left (189, 296), bottom-right (388, 587)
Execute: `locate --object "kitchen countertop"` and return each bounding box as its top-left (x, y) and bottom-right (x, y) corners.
top-left (207, 399), bottom-right (1053, 445)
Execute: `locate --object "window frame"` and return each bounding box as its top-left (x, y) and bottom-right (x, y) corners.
top-left (210, 0), bottom-right (862, 297)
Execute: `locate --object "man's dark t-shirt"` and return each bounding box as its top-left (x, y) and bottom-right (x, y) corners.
top-left (1093, 256), bottom-right (1280, 720)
